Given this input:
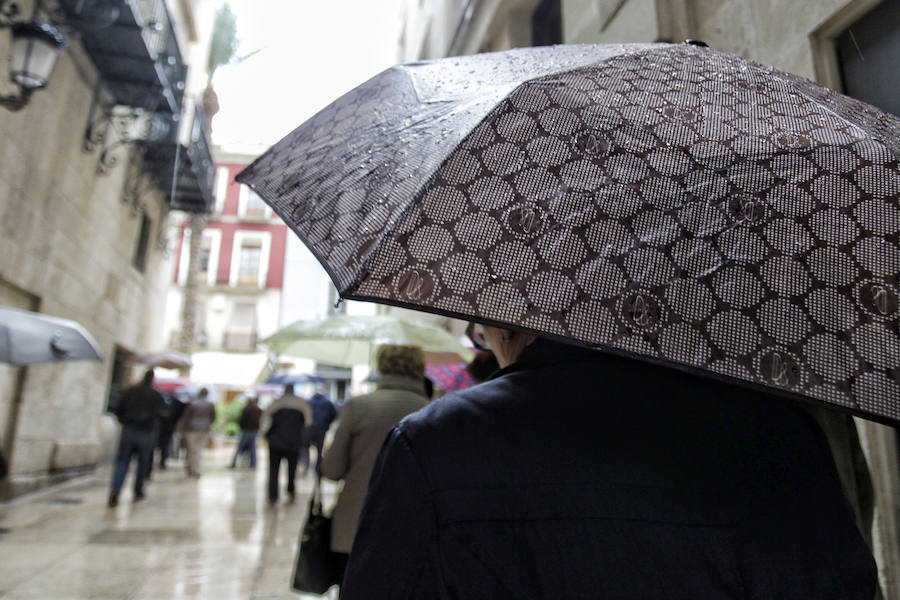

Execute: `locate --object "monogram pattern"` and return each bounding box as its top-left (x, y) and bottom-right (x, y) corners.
top-left (238, 44), bottom-right (900, 424)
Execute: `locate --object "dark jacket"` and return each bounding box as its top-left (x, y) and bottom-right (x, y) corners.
top-left (262, 394), bottom-right (312, 451)
top-left (238, 402), bottom-right (262, 432)
top-left (342, 339), bottom-right (877, 600)
top-left (115, 383), bottom-right (165, 432)
top-left (307, 393), bottom-right (338, 429)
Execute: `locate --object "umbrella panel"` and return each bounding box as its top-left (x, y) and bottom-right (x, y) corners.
top-left (240, 44), bottom-right (900, 425)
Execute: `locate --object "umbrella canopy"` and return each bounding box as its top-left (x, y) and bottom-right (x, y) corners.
top-left (151, 377), bottom-right (193, 394)
top-left (238, 43), bottom-right (900, 425)
top-left (135, 351), bottom-right (193, 370)
top-left (0, 306), bottom-right (103, 365)
top-left (266, 373), bottom-right (325, 386)
top-left (425, 363), bottom-right (475, 392)
top-left (261, 314), bottom-right (474, 367)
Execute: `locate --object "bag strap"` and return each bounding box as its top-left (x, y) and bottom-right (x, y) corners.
top-left (309, 473), bottom-right (324, 515)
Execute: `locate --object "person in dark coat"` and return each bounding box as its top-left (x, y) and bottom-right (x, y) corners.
top-left (340, 328), bottom-right (878, 600)
top-left (299, 388), bottom-right (337, 476)
top-left (230, 395), bottom-right (262, 468)
top-left (262, 384), bottom-right (311, 505)
top-left (108, 369), bottom-right (165, 507)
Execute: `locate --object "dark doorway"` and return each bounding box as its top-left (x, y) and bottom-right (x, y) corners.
top-left (835, 0), bottom-right (900, 117)
top-left (106, 346), bottom-right (133, 414)
top-left (532, 0), bottom-right (562, 47)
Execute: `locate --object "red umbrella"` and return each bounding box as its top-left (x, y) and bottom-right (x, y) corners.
top-left (425, 363), bottom-right (475, 392)
top-left (150, 377), bottom-right (192, 393)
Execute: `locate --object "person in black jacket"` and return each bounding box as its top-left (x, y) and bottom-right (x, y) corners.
top-left (261, 384), bottom-right (312, 505)
top-left (108, 369), bottom-right (165, 508)
top-left (340, 328), bottom-right (877, 600)
top-left (230, 395), bottom-right (262, 468)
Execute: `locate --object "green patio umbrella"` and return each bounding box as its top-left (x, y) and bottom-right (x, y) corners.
top-left (261, 314), bottom-right (474, 367)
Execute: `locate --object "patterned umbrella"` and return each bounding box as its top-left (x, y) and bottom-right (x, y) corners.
top-left (425, 363), bottom-right (475, 392)
top-left (238, 43), bottom-right (900, 425)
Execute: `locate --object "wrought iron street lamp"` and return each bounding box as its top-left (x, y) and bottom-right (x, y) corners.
top-left (0, 2), bottom-right (67, 111)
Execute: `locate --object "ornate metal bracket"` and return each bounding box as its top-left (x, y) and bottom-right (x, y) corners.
top-left (0, 86), bottom-right (31, 111)
top-left (83, 86), bottom-right (168, 174)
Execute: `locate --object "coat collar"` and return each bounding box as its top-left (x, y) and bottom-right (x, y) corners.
top-left (375, 373), bottom-right (428, 396)
top-left (490, 338), bottom-right (600, 380)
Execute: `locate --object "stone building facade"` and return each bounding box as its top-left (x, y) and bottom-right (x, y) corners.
top-left (397, 0), bottom-right (899, 595)
top-left (0, 0), bottom-right (216, 497)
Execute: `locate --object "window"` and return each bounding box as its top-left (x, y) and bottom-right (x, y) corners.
top-left (237, 239), bottom-right (262, 286)
top-left (229, 231), bottom-right (271, 288)
top-left (177, 228), bottom-right (221, 286)
top-left (239, 184), bottom-right (270, 220)
top-left (225, 302), bottom-right (257, 350)
top-left (214, 166), bottom-right (230, 214)
top-left (133, 213), bottom-right (151, 271)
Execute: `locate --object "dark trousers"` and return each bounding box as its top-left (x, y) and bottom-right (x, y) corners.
top-left (299, 426), bottom-right (327, 474)
top-left (268, 444), bottom-right (298, 502)
top-left (110, 426), bottom-right (155, 496)
top-left (231, 430), bottom-right (258, 467)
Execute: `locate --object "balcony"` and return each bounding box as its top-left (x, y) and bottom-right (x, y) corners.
top-left (58, 0), bottom-right (186, 113)
top-left (142, 105), bottom-right (215, 213)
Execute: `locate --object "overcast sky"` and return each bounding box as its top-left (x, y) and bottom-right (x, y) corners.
top-left (211, 0), bottom-right (404, 153)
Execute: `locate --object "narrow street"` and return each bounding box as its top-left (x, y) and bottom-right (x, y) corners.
top-left (0, 446), bottom-right (335, 599)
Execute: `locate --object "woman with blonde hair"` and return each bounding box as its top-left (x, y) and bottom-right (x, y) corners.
top-left (321, 344), bottom-right (430, 582)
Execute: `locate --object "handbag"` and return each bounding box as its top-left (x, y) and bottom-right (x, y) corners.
top-left (292, 474), bottom-right (341, 594)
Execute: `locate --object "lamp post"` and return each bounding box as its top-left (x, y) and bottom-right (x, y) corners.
top-left (0, 2), bottom-right (67, 112)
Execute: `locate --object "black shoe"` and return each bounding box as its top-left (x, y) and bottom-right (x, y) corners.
top-left (286, 491), bottom-right (295, 504)
top-left (134, 493), bottom-right (146, 503)
top-left (107, 492), bottom-right (118, 508)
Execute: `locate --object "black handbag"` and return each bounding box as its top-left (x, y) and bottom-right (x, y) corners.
top-left (292, 475), bottom-right (340, 594)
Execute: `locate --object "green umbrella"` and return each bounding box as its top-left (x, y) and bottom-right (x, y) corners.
top-left (261, 314), bottom-right (474, 367)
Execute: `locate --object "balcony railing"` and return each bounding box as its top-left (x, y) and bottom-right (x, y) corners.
top-left (142, 104), bottom-right (215, 213)
top-left (59, 0), bottom-right (186, 113)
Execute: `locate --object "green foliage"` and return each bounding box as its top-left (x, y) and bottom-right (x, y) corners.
top-left (214, 397), bottom-right (246, 437)
top-left (206, 3), bottom-right (239, 86)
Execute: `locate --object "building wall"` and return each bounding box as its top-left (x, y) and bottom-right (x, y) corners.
top-left (0, 0), bottom-right (213, 497)
top-left (0, 23), bottom-right (176, 492)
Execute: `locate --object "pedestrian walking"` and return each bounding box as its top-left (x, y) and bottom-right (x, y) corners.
top-left (262, 383), bottom-right (312, 505)
top-left (321, 345), bottom-right (429, 585)
top-left (179, 387), bottom-right (216, 478)
top-left (108, 369), bottom-right (165, 508)
top-left (230, 394), bottom-right (262, 468)
top-left (298, 387), bottom-right (337, 476)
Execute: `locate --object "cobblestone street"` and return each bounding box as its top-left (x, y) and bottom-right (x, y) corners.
top-left (0, 446), bottom-right (337, 599)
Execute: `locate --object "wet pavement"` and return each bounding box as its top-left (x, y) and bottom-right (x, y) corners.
top-left (0, 446), bottom-right (338, 599)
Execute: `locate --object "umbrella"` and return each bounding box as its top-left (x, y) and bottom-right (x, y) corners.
top-left (425, 363), bottom-right (475, 392)
top-left (0, 306), bottom-right (103, 365)
top-left (261, 314), bottom-right (474, 367)
top-left (151, 377), bottom-right (193, 394)
top-left (266, 373), bottom-right (325, 386)
top-left (237, 43), bottom-right (900, 425)
top-left (135, 351), bottom-right (193, 370)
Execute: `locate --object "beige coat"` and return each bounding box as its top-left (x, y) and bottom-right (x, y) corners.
top-left (321, 374), bottom-right (428, 553)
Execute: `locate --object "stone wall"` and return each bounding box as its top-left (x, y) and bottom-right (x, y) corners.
top-left (0, 6), bottom-right (176, 496)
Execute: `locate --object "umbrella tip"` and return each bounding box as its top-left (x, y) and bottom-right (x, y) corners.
top-left (684, 39), bottom-right (709, 48)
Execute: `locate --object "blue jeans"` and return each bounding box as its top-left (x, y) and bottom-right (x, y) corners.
top-left (110, 426), bottom-right (155, 496)
top-left (231, 430), bottom-right (257, 467)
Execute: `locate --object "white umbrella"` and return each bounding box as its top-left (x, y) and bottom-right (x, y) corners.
top-left (135, 351), bottom-right (193, 370)
top-left (0, 306), bottom-right (103, 365)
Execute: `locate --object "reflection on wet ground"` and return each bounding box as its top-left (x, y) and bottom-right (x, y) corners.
top-left (0, 446), bottom-right (339, 599)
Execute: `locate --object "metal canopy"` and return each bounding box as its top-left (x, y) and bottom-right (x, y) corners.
top-left (58, 0), bottom-right (185, 113)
